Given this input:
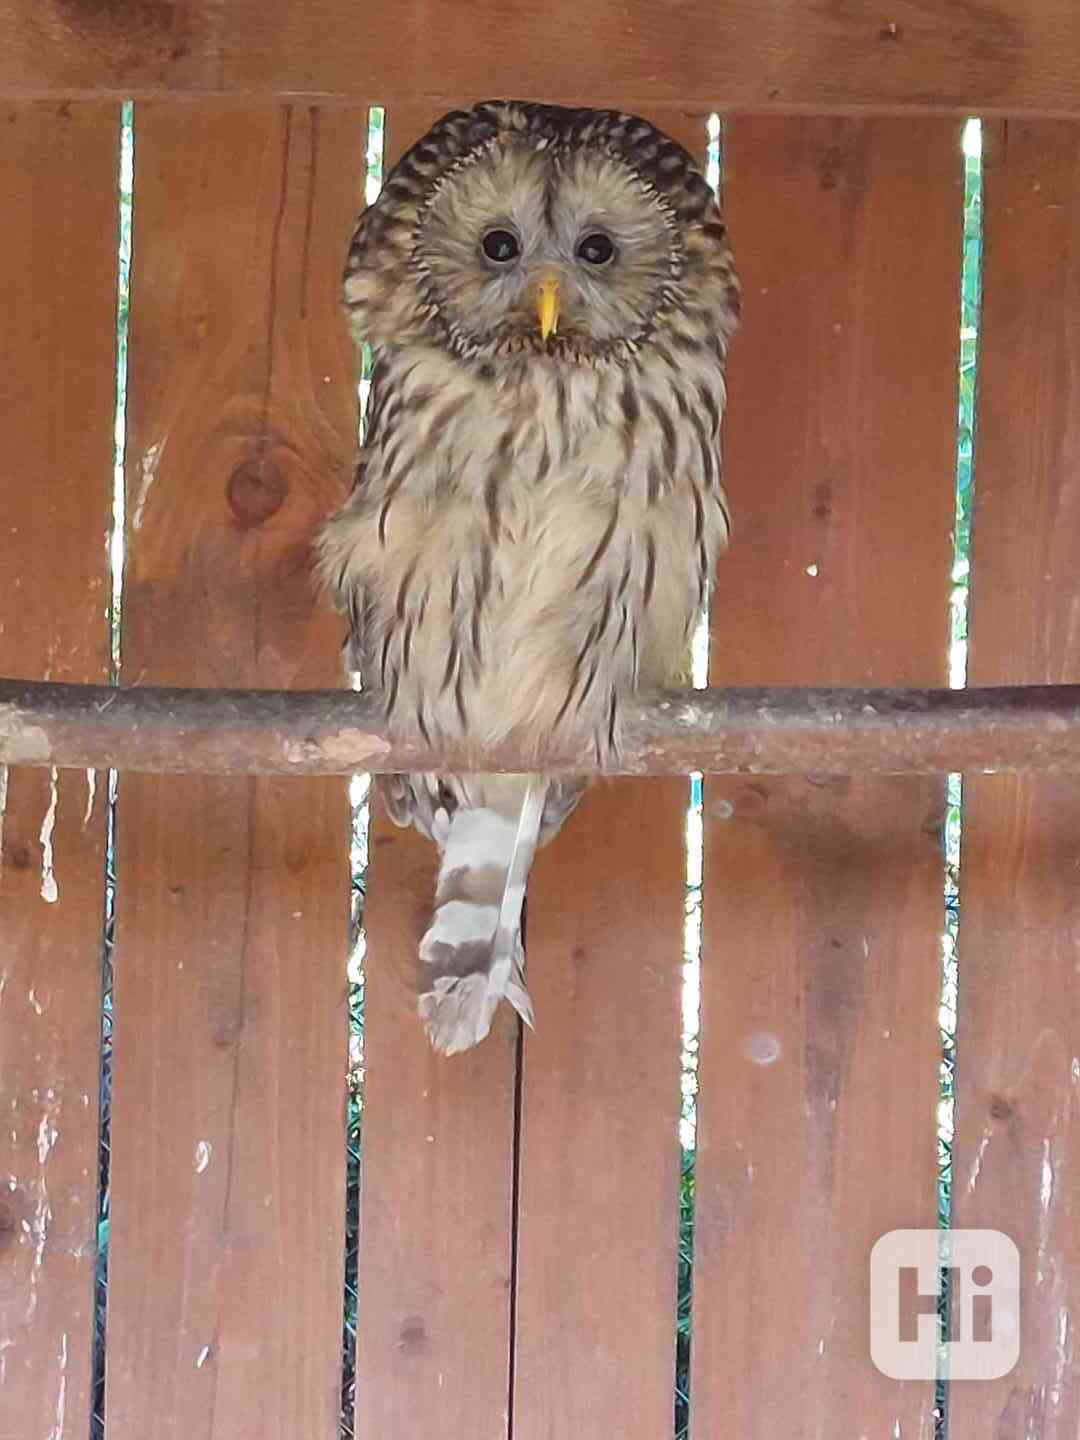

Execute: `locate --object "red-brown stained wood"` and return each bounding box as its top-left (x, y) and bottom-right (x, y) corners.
top-left (104, 105), bottom-right (361, 1440)
top-left (513, 110), bottom-right (708, 1440)
top-left (949, 122), bottom-right (1080, 1439)
top-left (0, 102), bottom-right (116, 1439)
top-left (514, 780), bottom-right (688, 1434)
top-left (694, 119), bottom-right (960, 1438)
top-left (352, 99), bottom-right (519, 1440)
top-left (9, 2), bottom-right (1080, 118)
top-left (356, 821), bottom-right (519, 1436)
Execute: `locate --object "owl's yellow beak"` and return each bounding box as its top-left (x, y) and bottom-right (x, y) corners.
top-left (536, 276), bottom-right (560, 342)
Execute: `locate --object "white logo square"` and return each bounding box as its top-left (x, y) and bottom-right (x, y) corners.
top-left (870, 1229), bottom-right (1019, 1380)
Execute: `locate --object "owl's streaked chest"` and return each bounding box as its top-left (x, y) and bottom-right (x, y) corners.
top-left (322, 340), bottom-right (727, 750)
top-left (364, 342), bottom-right (724, 527)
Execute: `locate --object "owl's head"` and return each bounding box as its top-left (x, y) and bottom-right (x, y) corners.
top-left (345, 101), bottom-right (739, 368)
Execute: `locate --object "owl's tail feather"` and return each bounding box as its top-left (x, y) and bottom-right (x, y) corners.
top-left (418, 777), bottom-right (547, 1056)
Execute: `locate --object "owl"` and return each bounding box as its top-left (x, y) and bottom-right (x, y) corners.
top-left (319, 101), bottom-right (739, 1055)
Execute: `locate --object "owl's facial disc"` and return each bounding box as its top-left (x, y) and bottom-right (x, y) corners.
top-left (416, 138), bottom-right (680, 361)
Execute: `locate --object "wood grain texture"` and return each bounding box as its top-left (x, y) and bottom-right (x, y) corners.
top-left (104, 104), bottom-right (361, 1440)
top-left (351, 98), bottom-right (518, 1440)
top-left (512, 109), bottom-right (707, 1440)
top-left (356, 822), bottom-right (519, 1436)
top-left (693, 118), bottom-right (960, 1438)
top-left (949, 121), bottom-right (1080, 1439)
top-left (6, 1), bottom-right (1080, 116)
top-left (0, 101), bottom-right (116, 1440)
top-left (515, 781), bottom-right (687, 1435)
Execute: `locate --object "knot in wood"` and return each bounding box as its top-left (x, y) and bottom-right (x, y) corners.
top-left (397, 1316), bottom-right (428, 1353)
top-left (0, 1193), bottom-right (19, 1252)
top-left (227, 458), bottom-right (287, 529)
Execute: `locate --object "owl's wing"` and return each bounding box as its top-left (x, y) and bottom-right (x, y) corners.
top-left (340, 571), bottom-right (433, 836)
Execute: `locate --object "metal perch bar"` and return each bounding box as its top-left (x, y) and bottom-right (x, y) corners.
top-left (3, 678), bottom-right (1080, 776)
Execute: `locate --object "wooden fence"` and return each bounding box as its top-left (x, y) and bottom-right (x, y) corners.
top-left (2, 7), bottom-right (1080, 1438)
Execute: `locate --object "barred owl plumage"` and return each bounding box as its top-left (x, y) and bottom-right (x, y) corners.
top-left (319, 101), bottom-right (739, 1054)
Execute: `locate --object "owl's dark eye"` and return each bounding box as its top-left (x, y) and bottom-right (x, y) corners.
top-left (481, 228), bottom-right (521, 264)
top-left (576, 232), bottom-right (616, 266)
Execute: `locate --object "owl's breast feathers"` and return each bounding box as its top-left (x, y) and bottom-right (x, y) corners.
top-left (319, 342), bottom-right (729, 764)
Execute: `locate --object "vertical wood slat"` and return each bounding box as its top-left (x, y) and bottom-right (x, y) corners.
top-left (105, 104), bottom-right (361, 1440)
top-left (512, 108), bottom-right (710, 1440)
top-left (515, 783), bottom-right (688, 1435)
top-left (950, 121), bottom-right (1080, 1439)
top-left (353, 98), bottom-right (519, 1440)
top-left (694, 118), bottom-right (961, 1438)
top-left (0, 102), bottom-right (116, 1440)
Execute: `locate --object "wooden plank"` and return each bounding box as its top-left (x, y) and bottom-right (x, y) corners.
top-left (693, 118), bottom-right (960, 1438)
top-left (0, 101), bottom-right (116, 1440)
top-left (355, 822), bottom-right (519, 1435)
top-left (511, 108), bottom-right (708, 1440)
top-left (9, 1), bottom-right (1080, 117)
top-left (949, 121), bottom-right (1080, 1439)
top-left (104, 104), bottom-right (361, 1440)
top-left (515, 778), bottom-right (688, 1434)
top-left (351, 98), bottom-right (519, 1440)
